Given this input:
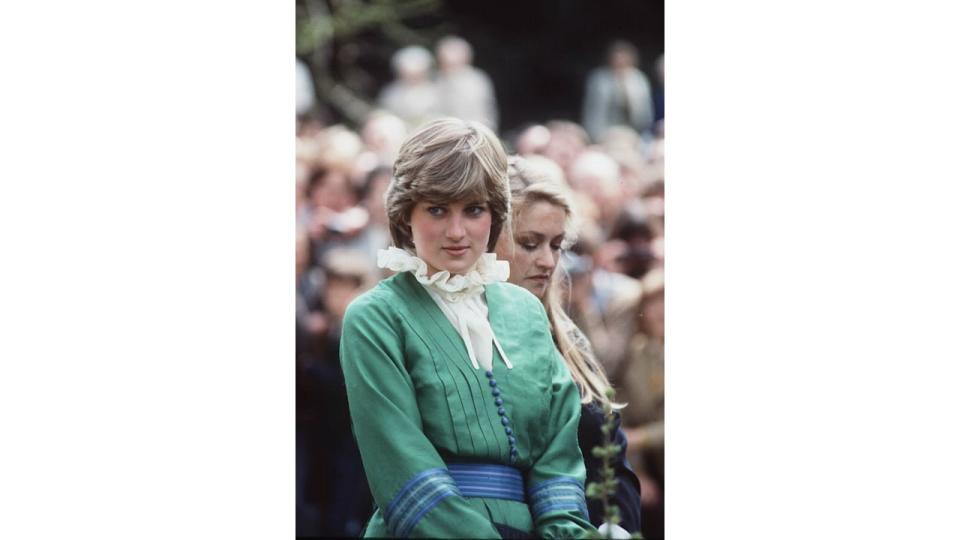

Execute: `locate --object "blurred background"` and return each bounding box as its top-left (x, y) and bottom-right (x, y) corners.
top-left (296, 0), bottom-right (664, 537)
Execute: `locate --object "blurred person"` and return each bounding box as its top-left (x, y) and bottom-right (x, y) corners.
top-left (296, 114), bottom-right (327, 139)
top-left (565, 234), bottom-right (643, 378)
top-left (361, 110), bottom-right (408, 166)
top-left (608, 200), bottom-right (657, 279)
top-left (494, 156), bottom-right (642, 535)
top-left (296, 131), bottom-right (323, 177)
top-left (298, 249), bottom-right (377, 537)
top-left (503, 152), bottom-right (569, 190)
top-left (641, 193), bottom-right (664, 249)
top-left (515, 123), bottom-right (551, 156)
top-left (650, 133), bottom-right (665, 164)
top-left (542, 120), bottom-right (590, 176)
top-left (378, 45), bottom-right (440, 130)
top-left (650, 236), bottom-right (665, 269)
top-left (304, 165), bottom-right (371, 266)
top-left (360, 166), bottom-right (393, 228)
top-left (600, 128), bottom-right (655, 202)
top-left (582, 40), bottom-right (655, 143)
top-left (434, 35), bottom-right (499, 131)
top-left (600, 125), bottom-right (644, 156)
top-left (612, 269), bottom-right (664, 540)
top-left (309, 166), bottom-right (356, 215)
top-left (354, 165), bottom-right (394, 266)
top-left (316, 124), bottom-right (365, 173)
top-left (341, 118), bottom-right (595, 538)
top-left (568, 149), bottom-right (626, 235)
top-left (350, 112), bottom-right (405, 204)
top-left (296, 228), bottom-right (327, 340)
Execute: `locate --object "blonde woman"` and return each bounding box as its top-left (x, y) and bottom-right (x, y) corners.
top-left (340, 119), bottom-right (594, 538)
top-left (494, 156), bottom-right (643, 535)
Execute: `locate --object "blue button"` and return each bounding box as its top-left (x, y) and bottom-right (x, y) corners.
top-left (491, 388), bottom-right (501, 396)
top-left (510, 447), bottom-right (518, 455)
top-left (488, 379), bottom-right (497, 387)
top-left (501, 417), bottom-right (510, 426)
top-left (494, 398), bottom-right (503, 406)
top-left (508, 436), bottom-right (516, 444)
top-left (504, 427), bottom-right (512, 435)
top-left (485, 370), bottom-right (493, 378)
top-left (498, 407), bottom-right (506, 415)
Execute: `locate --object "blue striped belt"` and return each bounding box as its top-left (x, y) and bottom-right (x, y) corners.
top-left (447, 463), bottom-right (526, 503)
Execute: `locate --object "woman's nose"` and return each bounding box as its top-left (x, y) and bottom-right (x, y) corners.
top-left (446, 215), bottom-right (465, 239)
top-left (536, 248), bottom-right (556, 270)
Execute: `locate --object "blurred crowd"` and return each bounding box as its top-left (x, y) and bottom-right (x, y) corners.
top-left (296, 37), bottom-right (665, 539)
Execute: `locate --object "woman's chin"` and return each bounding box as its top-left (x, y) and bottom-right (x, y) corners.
top-left (438, 257), bottom-right (479, 276)
top-left (519, 279), bottom-right (548, 300)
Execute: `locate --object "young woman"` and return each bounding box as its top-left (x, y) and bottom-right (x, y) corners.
top-left (340, 118), bottom-right (595, 538)
top-left (494, 156), bottom-right (643, 535)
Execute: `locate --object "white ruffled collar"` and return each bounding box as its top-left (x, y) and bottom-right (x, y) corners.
top-left (377, 246), bottom-right (510, 303)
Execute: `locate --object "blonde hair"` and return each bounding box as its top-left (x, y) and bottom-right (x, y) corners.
top-left (506, 156), bottom-right (623, 408)
top-left (385, 117), bottom-right (510, 252)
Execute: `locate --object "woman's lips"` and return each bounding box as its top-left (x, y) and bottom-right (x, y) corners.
top-left (443, 246), bottom-right (468, 256)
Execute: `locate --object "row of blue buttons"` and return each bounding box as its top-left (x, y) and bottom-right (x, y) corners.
top-left (485, 369), bottom-right (518, 463)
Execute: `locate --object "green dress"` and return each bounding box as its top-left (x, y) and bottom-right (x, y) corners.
top-left (340, 270), bottom-right (595, 538)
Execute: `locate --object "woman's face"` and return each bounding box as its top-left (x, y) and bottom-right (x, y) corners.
top-left (409, 199), bottom-right (492, 275)
top-left (496, 200), bottom-right (567, 299)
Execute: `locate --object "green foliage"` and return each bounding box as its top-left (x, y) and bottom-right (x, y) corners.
top-left (296, 0), bottom-right (446, 126)
top-left (296, 0), bottom-right (443, 57)
top-left (585, 389), bottom-right (644, 539)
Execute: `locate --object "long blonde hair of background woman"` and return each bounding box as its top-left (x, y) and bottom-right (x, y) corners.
top-left (505, 156), bottom-right (624, 409)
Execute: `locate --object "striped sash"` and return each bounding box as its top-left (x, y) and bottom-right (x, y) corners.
top-left (447, 463), bottom-right (526, 502)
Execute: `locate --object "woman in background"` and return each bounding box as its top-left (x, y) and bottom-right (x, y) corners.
top-left (495, 156), bottom-right (643, 536)
top-left (340, 118), bottom-right (594, 538)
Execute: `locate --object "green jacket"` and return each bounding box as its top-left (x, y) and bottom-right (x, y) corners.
top-left (340, 270), bottom-right (595, 538)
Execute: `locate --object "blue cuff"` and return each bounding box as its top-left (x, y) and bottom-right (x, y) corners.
top-left (528, 477), bottom-right (589, 522)
top-left (383, 468), bottom-right (461, 537)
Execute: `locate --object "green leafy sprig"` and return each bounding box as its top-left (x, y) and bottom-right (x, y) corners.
top-left (585, 388), bottom-right (643, 539)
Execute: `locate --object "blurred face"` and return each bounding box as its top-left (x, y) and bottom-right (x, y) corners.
top-left (437, 45), bottom-right (468, 71)
top-left (543, 133), bottom-right (583, 171)
top-left (610, 49), bottom-right (634, 71)
top-left (311, 170), bottom-right (356, 212)
top-left (409, 199), bottom-right (491, 275)
top-left (496, 201), bottom-right (567, 299)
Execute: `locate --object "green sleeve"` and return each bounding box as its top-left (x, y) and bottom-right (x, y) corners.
top-left (525, 308), bottom-right (596, 538)
top-left (340, 292), bottom-right (501, 538)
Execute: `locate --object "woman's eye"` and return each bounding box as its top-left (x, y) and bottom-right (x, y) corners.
top-left (550, 243), bottom-right (563, 252)
top-left (520, 242), bottom-right (538, 252)
top-left (465, 205), bottom-right (487, 217)
top-left (426, 206), bottom-right (445, 217)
